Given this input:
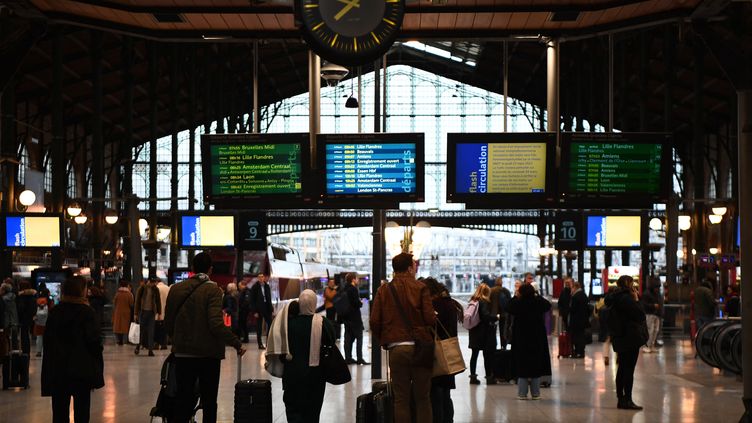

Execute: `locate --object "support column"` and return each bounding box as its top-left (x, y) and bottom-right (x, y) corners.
top-left (170, 47), bottom-right (179, 270)
top-left (664, 26), bottom-right (679, 296)
top-left (692, 40), bottom-right (707, 258)
top-left (91, 33), bottom-right (105, 284)
top-left (253, 41), bottom-right (260, 134)
top-left (187, 50), bottom-right (196, 264)
top-left (546, 38), bottom-right (559, 133)
top-left (148, 42), bottom-right (159, 278)
top-left (738, 89), bottom-right (752, 421)
top-left (308, 51), bottom-right (320, 169)
top-left (122, 38), bottom-right (139, 282)
top-left (503, 41), bottom-right (509, 132)
top-left (371, 57), bottom-right (383, 380)
top-left (0, 78), bottom-right (16, 278)
top-left (51, 29), bottom-right (65, 269)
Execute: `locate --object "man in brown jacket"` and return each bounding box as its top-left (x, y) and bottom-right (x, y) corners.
top-left (370, 253), bottom-right (436, 423)
top-left (164, 252), bottom-right (245, 423)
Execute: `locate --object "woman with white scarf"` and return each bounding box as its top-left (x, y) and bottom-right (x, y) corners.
top-left (282, 289), bottom-right (335, 423)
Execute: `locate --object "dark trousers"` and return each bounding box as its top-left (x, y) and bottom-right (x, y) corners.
top-left (154, 320), bottom-right (167, 347)
top-left (344, 321), bottom-right (364, 361)
top-left (19, 324), bottom-right (31, 354)
top-left (498, 316), bottom-right (507, 350)
top-left (256, 312), bottom-right (273, 347)
top-left (560, 312), bottom-right (569, 332)
top-left (615, 348), bottom-right (640, 400)
top-left (430, 385), bottom-right (454, 423)
top-left (325, 307), bottom-right (341, 340)
top-left (174, 357), bottom-right (221, 423)
top-left (283, 379), bottom-right (326, 423)
top-left (51, 389), bottom-right (91, 423)
top-left (139, 310), bottom-right (156, 350)
top-left (115, 334), bottom-right (125, 344)
top-left (469, 348), bottom-right (494, 380)
top-left (571, 328), bottom-right (586, 356)
top-left (238, 309), bottom-right (249, 342)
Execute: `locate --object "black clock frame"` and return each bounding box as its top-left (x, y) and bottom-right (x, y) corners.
top-left (297, 0), bottom-right (405, 66)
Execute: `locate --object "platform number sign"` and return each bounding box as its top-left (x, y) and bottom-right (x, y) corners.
top-left (239, 213), bottom-right (267, 251)
top-left (555, 213), bottom-right (582, 250)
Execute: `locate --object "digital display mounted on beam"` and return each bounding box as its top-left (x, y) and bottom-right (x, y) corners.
top-left (179, 214), bottom-right (236, 248)
top-left (318, 133), bottom-right (425, 206)
top-left (2, 214), bottom-right (63, 249)
top-left (201, 134), bottom-right (310, 205)
top-left (561, 132), bottom-right (672, 208)
top-left (446, 133), bottom-right (557, 208)
top-left (585, 215), bottom-right (642, 248)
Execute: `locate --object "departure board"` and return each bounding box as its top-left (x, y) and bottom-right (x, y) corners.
top-left (325, 143), bottom-right (417, 194)
top-left (210, 143), bottom-right (302, 194)
top-left (569, 143), bottom-right (662, 194)
top-left (201, 134), bottom-right (309, 205)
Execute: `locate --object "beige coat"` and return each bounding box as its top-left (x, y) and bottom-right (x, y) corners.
top-left (112, 288), bottom-right (134, 334)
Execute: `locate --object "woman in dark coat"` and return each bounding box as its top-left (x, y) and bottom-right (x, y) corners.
top-left (42, 276), bottom-right (104, 423)
top-left (605, 275), bottom-right (647, 411)
top-left (468, 283), bottom-right (497, 385)
top-left (282, 289), bottom-right (335, 423)
top-left (425, 277), bottom-right (463, 423)
top-left (15, 280), bottom-right (38, 354)
top-left (509, 283), bottom-right (552, 400)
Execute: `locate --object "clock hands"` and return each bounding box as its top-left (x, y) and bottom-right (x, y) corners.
top-left (334, 0), bottom-right (360, 21)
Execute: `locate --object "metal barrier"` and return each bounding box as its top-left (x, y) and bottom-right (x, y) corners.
top-left (695, 318), bottom-right (743, 375)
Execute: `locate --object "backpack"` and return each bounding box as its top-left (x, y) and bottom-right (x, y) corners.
top-left (332, 289), bottom-right (352, 317)
top-left (604, 304), bottom-right (623, 337)
top-left (462, 300), bottom-right (481, 330)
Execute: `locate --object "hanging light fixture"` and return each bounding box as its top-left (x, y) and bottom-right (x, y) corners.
top-left (67, 201), bottom-right (83, 217)
top-left (74, 215), bottom-right (88, 224)
top-left (649, 217), bottom-right (663, 231)
top-left (711, 206), bottom-right (727, 216)
top-left (18, 190), bottom-right (36, 207)
top-left (678, 215), bottom-right (691, 231)
top-left (104, 209), bottom-right (119, 225)
top-left (709, 247), bottom-right (719, 255)
top-left (345, 72), bottom-right (358, 108)
top-left (708, 214), bottom-right (723, 224)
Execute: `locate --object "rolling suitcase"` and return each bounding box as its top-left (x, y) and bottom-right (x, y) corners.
top-left (2, 350), bottom-right (29, 390)
top-left (356, 354), bottom-right (393, 423)
top-left (234, 356), bottom-right (272, 423)
top-left (558, 332), bottom-right (572, 358)
top-left (493, 349), bottom-right (515, 382)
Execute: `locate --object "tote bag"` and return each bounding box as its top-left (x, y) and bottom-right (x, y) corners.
top-left (432, 320), bottom-right (466, 377)
top-left (128, 322), bottom-right (140, 344)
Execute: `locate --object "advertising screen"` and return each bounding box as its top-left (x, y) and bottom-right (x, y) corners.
top-left (318, 133), bottom-right (425, 205)
top-left (561, 133), bottom-right (671, 207)
top-left (586, 215), bottom-right (642, 248)
top-left (201, 134), bottom-right (309, 205)
top-left (180, 215), bottom-right (235, 248)
top-left (446, 133), bottom-right (556, 207)
top-left (4, 215), bottom-right (62, 248)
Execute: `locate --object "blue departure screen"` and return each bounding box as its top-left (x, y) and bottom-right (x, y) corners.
top-left (325, 143), bottom-right (417, 194)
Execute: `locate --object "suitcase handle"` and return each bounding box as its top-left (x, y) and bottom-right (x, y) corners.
top-left (237, 353), bottom-right (242, 383)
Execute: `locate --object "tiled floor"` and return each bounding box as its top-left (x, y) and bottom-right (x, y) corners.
top-left (0, 332), bottom-right (744, 422)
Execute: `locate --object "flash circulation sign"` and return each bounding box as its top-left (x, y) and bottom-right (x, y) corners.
top-left (455, 142), bottom-right (547, 194)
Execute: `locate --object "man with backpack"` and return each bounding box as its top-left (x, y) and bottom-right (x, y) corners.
top-left (489, 277), bottom-right (512, 350)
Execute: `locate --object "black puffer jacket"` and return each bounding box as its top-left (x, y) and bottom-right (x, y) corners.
top-left (604, 287), bottom-right (647, 353)
top-left (42, 301), bottom-right (104, 396)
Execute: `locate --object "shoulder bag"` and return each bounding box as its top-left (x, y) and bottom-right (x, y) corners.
top-left (321, 322), bottom-right (352, 385)
top-left (388, 283), bottom-right (434, 369)
top-left (432, 318), bottom-right (466, 377)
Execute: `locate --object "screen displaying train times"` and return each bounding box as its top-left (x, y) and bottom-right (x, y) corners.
top-left (325, 142), bottom-right (418, 195)
top-left (568, 142), bottom-right (663, 195)
top-left (208, 143), bottom-right (303, 195)
top-left (455, 142), bottom-right (547, 194)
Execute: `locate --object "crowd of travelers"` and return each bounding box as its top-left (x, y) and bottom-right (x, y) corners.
top-left (0, 252), bottom-right (741, 423)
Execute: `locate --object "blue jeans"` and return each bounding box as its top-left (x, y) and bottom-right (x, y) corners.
top-left (518, 377), bottom-right (541, 397)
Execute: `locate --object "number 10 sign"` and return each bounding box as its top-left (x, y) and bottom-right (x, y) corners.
top-left (555, 213), bottom-right (582, 250)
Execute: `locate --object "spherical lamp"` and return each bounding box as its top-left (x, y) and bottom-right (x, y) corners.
top-left (649, 217), bottom-right (663, 231)
top-left (18, 190), bottom-right (36, 207)
top-left (104, 209), bottom-right (119, 225)
top-left (708, 214), bottom-right (723, 224)
top-left (711, 206), bottom-right (727, 216)
top-left (678, 215), bottom-right (691, 231)
top-left (67, 202), bottom-right (83, 217)
top-left (709, 247), bottom-right (719, 255)
top-left (74, 215), bottom-right (88, 224)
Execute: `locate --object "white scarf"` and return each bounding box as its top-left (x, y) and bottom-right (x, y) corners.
top-left (299, 289), bottom-right (323, 367)
top-left (264, 302), bottom-right (289, 378)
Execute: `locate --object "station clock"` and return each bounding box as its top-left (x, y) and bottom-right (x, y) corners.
top-left (297, 0), bottom-right (405, 66)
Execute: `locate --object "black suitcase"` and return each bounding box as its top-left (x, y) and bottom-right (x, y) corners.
top-left (493, 349), bottom-right (515, 382)
top-left (234, 358), bottom-right (272, 423)
top-left (2, 351), bottom-right (30, 390)
top-left (356, 381), bottom-right (390, 423)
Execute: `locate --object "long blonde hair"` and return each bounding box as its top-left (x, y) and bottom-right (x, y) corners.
top-left (470, 283), bottom-right (491, 303)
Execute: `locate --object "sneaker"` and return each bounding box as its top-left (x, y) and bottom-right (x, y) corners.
top-left (134, 346), bottom-right (140, 355)
top-left (641, 347), bottom-right (652, 353)
top-left (148, 350), bottom-right (155, 357)
top-left (35, 352), bottom-right (42, 357)
top-left (517, 395), bottom-right (528, 400)
top-left (531, 396), bottom-right (541, 400)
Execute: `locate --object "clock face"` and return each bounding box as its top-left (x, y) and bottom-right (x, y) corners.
top-left (298, 0), bottom-right (405, 66)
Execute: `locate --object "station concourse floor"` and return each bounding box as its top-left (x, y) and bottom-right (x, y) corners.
top-left (0, 332), bottom-right (743, 423)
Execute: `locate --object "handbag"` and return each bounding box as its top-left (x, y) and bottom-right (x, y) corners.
top-left (128, 322), bottom-right (140, 344)
top-left (321, 326), bottom-right (351, 385)
top-left (432, 319), bottom-right (466, 377)
top-left (223, 312), bottom-right (232, 327)
top-left (388, 283), bottom-right (435, 369)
